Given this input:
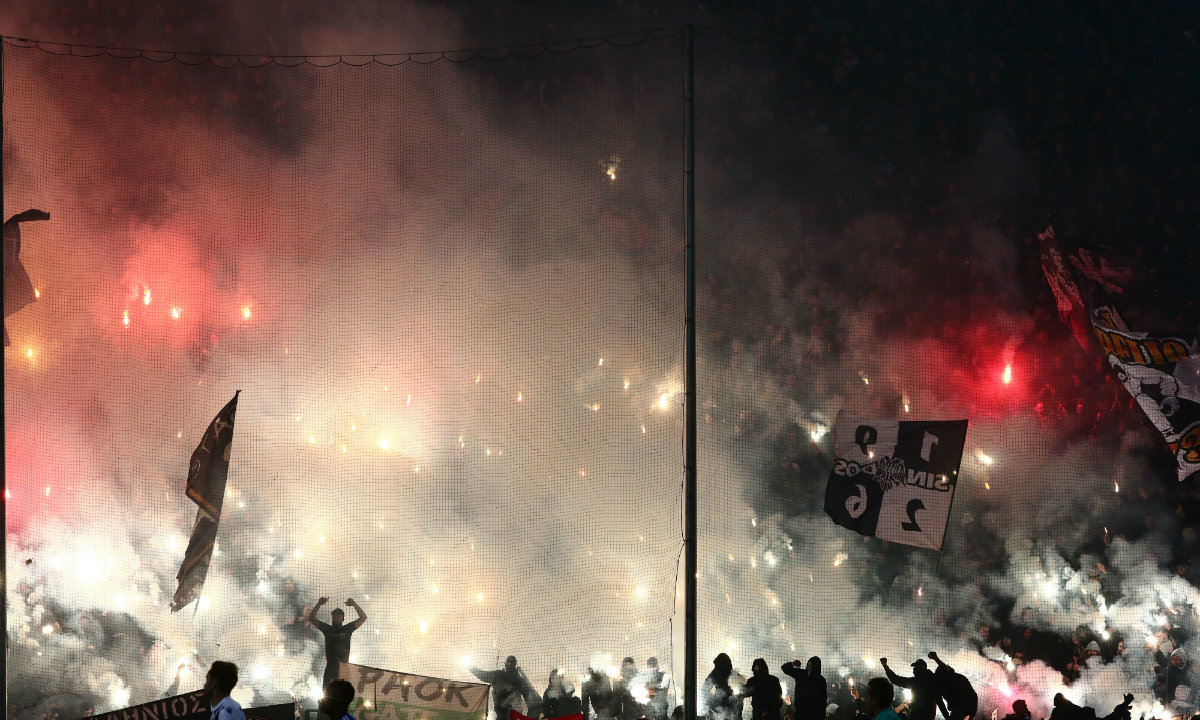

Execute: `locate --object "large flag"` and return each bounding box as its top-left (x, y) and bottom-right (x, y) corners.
top-left (171, 392), bottom-right (240, 612)
top-left (90, 690), bottom-right (294, 720)
top-left (1091, 297), bottom-right (1200, 482)
top-left (337, 662), bottom-right (489, 720)
top-left (824, 416), bottom-right (968, 550)
top-left (3, 209), bottom-right (49, 347)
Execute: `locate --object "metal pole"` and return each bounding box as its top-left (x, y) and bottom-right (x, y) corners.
top-left (1, 39), bottom-right (9, 719)
top-left (683, 24), bottom-right (698, 720)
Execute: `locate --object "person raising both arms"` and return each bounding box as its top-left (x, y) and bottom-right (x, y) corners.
top-left (310, 597), bottom-right (368, 688)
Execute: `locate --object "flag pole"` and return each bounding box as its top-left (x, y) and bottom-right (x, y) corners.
top-left (682, 23), bottom-right (698, 720)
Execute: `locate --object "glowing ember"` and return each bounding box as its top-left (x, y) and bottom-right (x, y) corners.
top-left (241, 306), bottom-right (252, 319)
top-left (1002, 363), bottom-right (1012, 384)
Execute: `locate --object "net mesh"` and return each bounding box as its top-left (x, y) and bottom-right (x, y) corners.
top-left (3, 36), bottom-right (684, 713)
top-left (3, 26), bottom-right (1197, 720)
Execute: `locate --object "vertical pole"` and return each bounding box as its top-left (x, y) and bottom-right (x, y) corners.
top-left (1, 39), bottom-right (9, 719)
top-left (683, 24), bottom-right (698, 720)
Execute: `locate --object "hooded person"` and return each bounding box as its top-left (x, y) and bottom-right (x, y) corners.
top-left (781, 657), bottom-right (827, 720)
top-left (880, 658), bottom-right (937, 720)
top-left (471, 656), bottom-right (541, 720)
top-left (744, 658), bottom-right (784, 720)
top-left (544, 669), bottom-right (583, 719)
top-left (926, 652), bottom-right (977, 720)
top-left (701, 653), bottom-right (745, 720)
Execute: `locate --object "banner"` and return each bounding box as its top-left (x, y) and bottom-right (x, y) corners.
top-left (1092, 298), bottom-right (1200, 482)
top-left (89, 691), bottom-right (294, 720)
top-left (824, 416), bottom-right (968, 550)
top-left (172, 391), bottom-right (240, 612)
top-left (338, 662), bottom-right (490, 720)
top-left (3, 208), bottom-right (48, 346)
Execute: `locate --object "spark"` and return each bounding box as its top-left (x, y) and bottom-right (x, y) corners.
top-left (171, 306), bottom-right (181, 319)
top-left (903, 403), bottom-right (910, 413)
top-left (810, 425), bottom-right (827, 442)
top-left (862, 375), bottom-right (869, 385)
top-left (624, 380), bottom-right (630, 390)
top-left (34, 288), bottom-right (40, 298)
top-left (517, 392), bottom-right (523, 402)
top-left (460, 655), bottom-right (472, 667)
top-left (592, 403), bottom-right (601, 412)
top-left (635, 586), bottom-right (646, 598)
top-left (419, 621), bottom-right (429, 634)
top-left (122, 310), bottom-right (130, 327)
top-left (1002, 363), bottom-right (1012, 384)
top-left (978, 452), bottom-right (993, 465)
top-left (833, 553), bottom-right (848, 567)
top-left (917, 586), bottom-right (924, 597)
top-left (476, 592), bottom-right (484, 602)
top-left (751, 517), bottom-right (757, 527)
top-left (379, 438), bottom-right (390, 450)
top-left (143, 289), bottom-right (152, 305)
top-left (241, 306), bottom-right (252, 319)
top-left (1114, 482), bottom-right (1120, 493)
top-left (25, 347), bottom-right (34, 359)
top-left (598, 357), bottom-right (604, 366)
top-left (984, 482), bottom-right (991, 490)
top-left (659, 393), bottom-right (669, 409)
top-left (41, 624), bottom-right (53, 635)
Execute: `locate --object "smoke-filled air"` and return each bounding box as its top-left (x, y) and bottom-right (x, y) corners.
top-left (4, 3), bottom-right (1200, 720)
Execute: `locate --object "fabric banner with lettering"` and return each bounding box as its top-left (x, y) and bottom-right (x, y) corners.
top-left (171, 391), bottom-right (241, 612)
top-left (89, 691), bottom-right (294, 720)
top-left (1091, 297), bottom-right (1200, 482)
top-left (823, 416), bottom-right (968, 550)
top-left (338, 662), bottom-right (490, 720)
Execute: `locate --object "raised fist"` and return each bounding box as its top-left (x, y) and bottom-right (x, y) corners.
top-left (317, 596), bottom-right (328, 605)
top-left (880, 658), bottom-right (888, 666)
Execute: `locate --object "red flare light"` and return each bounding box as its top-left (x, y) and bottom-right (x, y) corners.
top-left (1002, 363), bottom-right (1012, 384)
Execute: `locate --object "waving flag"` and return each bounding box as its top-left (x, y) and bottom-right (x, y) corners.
top-left (1091, 299), bottom-right (1200, 482)
top-left (824, 416), bottom-right (968, 550)
top-left (3, 209), bottom-right (49, 346)
top-left (172, 392), bottom-right (240, 612)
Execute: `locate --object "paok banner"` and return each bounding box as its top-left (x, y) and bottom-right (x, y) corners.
top-left (1092, 299), bottom-right (1200, 482)
top-left (338, 662), bottom-right (490, 720)
top-left (823, 417), bottom-right (968, 550)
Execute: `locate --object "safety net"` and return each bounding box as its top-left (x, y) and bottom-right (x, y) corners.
top-left (6, 20), bottom-right (1200, 720)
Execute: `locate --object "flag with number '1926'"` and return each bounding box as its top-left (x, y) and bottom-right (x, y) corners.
top-left (172, 391), bottom-right (240, 612)
top-left (823, 416), bottom-right (968, 551)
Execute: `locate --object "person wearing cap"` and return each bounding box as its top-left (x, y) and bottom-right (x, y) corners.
top-left (880, 657), bottom-right (937, 720)
top-left (643, 657), bottom-right (672, 720)
top-left (614, 657), bottom-right (641, 720)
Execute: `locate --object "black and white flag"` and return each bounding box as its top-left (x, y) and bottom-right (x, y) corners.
top-left (824, 416), bottom-right (968, 551)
